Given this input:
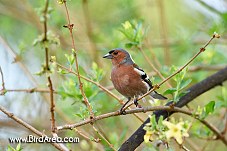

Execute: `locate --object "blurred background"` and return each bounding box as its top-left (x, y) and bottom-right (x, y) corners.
top-left (0, 0), bottom-right (226, 150)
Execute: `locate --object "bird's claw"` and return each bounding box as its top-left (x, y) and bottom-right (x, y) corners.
top-left (134, 98), bottom-right (139, 107)
top-left (119, 108), bottom-right (126, 115)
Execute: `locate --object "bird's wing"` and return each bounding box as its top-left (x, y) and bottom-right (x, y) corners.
top-left (133, 64), bottom-right (153, 89)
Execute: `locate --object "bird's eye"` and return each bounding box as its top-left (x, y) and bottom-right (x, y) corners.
top-left (113, 52), bottom-right (118, 55)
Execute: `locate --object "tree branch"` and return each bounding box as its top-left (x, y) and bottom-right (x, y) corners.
top-left (42, 0), bottom-right (56, 134)
top-left (4, 88), bottom-right (57, 94)
top-left (0, 105), bottom-right (68, 151)
top-left (55, 62), bottom-right (144, 122)
top-left (123, 33), bottom-right (220, 110)
top-left (62, 0), bottom-right (94, 119)
top-left (119, 66), bottom-right (227, 151)
top-left (0, 66), bottom-right (6, 95)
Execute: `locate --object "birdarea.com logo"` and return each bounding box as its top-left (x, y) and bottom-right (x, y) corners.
top-left (8, 135), bottom-right (79, 143)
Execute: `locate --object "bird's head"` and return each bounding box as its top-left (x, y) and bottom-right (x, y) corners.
top-left (103, 48), bottom-right (134, 66)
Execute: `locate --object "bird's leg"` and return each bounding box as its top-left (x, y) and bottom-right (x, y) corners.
top-left (133, 98), bottom-right (139, 107)
top-left (120, 98), bottom-right (131, 115)
top-left (134, 97), bottom-right (142, 108)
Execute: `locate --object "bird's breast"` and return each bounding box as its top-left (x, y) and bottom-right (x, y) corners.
top-left (111, 67), bottom-right (130, 89)
top-left (110, 65), bottom-right (148, 98)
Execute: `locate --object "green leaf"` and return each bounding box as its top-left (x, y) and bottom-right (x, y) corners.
top-left (74, 113), bottom-right (83, 119)
top-left (65, 54), bottom-right (75, 66)
top-left (16, 143), bottom-right (22, 151)
top-left (200, 101), bottom-right (215, 119)
top-left (57, 68), bottom-right (68, 74)
top-left (178, 90), bottom-right (190, 97)
top-left (204, 101), bottom-right (215, 115)
top-left (149, 115), bottom-right (157, 130)
top-left (163, 88), bottom-right (177, 95)
top-left (179, 79), bottom-right (192, 90)
top-left (125, 42), bottom-right (134, 48)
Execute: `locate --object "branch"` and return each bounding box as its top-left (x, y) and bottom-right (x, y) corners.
top-left (0, 105), bottom-right (68, 151)
top-left (121, 33), bottom-right (219, 111)
top-left (136, 46), bottom-right (172, 88)
top-left (188, 65), bottom-right (226, 72)
top-left (0, 66), bottom-right (6, 95)
top-left (57, 106), bottom-right (187, 130)
top-left (56, 96), bottom-right (227, 144)
top-left (221, 109), bottom-right (227, 135)
top-left (42, 0), bottom-right (56, 134)
top-left (4, 88), bottom-right (57, 94)
top-left (92, 125), bottom-right (117, 151)
top-left (0, 36), bottom-right (73, 125)
top-left (74, 128), bottom-right (101, 143)
top-left (129, 33), bottom-right (220, 106)
top-left (55, 62), bottom-right (144, 122)
top-left (119, 66), bottom-right (227, 150)
top-left (62, 0), bottom-right (94, 119)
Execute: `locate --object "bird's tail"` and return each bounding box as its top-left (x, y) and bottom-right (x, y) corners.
top-left (150, 91), bottom-right (167, 100)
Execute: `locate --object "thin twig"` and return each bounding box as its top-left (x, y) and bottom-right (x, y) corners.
top-left (221, 109), bottom-right (227, 135)
top-left (55, 62), bottom-right (144, 122)
top-left (119, 67), bottom-right (227, 150)
top-left (92, 125), bottom-right (117, 151)
top-left (133, 33), bottom-right (219, 104)
top-left (43, 0), bottom-right (56, 134)
top-left (63, 106), bottom-right (227, 145)
top-left (185, 139), bottom-right (201, 151)
top-left (0, 66), bottom-right (6, 95)
top-left (5, 88), bottom-right (57, 94)
top-left (74, 128), bottom-right (101, 143)
top-left (63, 0), bottom-right (94, 119)
top-left (147, 65), bottom-right (226, 77)
top-left (1, 36), bottom-right (73, 124)
top-left (0, 105), bottom-right (68, 151)
top-left (56, 62), bottom-right (121, 102)
top-left (189, 65), bottom-right (226, 72)
top-left (182, 145), bottom-right (190, 151)
top-left (136, 46), bottom-right (172, 88)
top-left (57, 105), bottom-right (227, 145)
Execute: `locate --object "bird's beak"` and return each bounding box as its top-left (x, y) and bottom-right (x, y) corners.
top-left (103, 53), bottom-right (113, 59)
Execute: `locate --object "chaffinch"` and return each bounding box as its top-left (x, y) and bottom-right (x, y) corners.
top-left (103, 48), bottom-right (167, 112)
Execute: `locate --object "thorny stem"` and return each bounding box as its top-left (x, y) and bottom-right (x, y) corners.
top-left (62, 1), bottom-right (94, 119)
top-left (43, 0), bottom-right (56, 134)
top-left (57, 105), bottom-right (227, 145)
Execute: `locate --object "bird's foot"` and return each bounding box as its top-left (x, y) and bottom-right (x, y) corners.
top-left (134, 98), bottom-right (138, 107)
top-left (119, 107), bottom-right (126, 115)
top-left (134, 98), bottom-right (143, 108)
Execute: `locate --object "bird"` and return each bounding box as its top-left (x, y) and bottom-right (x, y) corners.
top-left (103, 48), bottom-right (167, 113)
